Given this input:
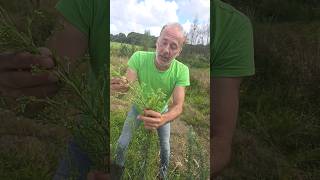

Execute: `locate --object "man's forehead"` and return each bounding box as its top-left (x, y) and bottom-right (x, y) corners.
top-left (160, 27), bottom-right (184, 44)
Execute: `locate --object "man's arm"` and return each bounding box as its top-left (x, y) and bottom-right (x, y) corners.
top-left (161, 86), bottom-right (185, 122)
top-left (46, 15), bottom-right (88, 62)
top-left (140, 86), bottom-right (185, 129)
top-left (110, 68), bottom-right (137, 92)
top-left (211, 77), bottom-right (242, 177)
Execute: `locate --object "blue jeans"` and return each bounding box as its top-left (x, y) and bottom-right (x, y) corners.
top-left (53, 139), bottom-right (91, 180)
top-left (115, 105), bottom-right (170, 178)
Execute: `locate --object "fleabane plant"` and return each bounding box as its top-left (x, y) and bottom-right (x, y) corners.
top-left (0, 6), bottom-right (38, 54)
top-left (128, 82), bottom-right (167, 114)
top-left (120, 81), bottom-right (168, 178)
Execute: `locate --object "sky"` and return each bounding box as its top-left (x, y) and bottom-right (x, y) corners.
top-left (110, 0), bottom-right (210, 37)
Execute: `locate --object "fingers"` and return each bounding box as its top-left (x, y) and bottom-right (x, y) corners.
top-left (139, 115), bottom-right (160, 123)
top-left (0, 71), bottom-right (58, 89)
top-left (110, 77), bottom-right (127, 84)
top-left (110, 84), bottom-right (129, 92)
top-left (0, 52), bottom-right (54, 70)
top-left (37, 47), bottom-right (53, 57)
top-left (0, 83), bottom-right (59, 98)
top-left (0, 52), bottom-right (58, 98)
top-left (143, 109), bottom-right (161, 118)
top-left (144, 124), bottom-right (157, 130)
top-left (110, 77), bottom-right (129, 92)
top-left (138, 115), bottom-right (162, 130)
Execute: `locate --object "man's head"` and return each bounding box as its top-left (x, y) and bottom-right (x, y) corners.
top-left (155, 23), bottom-right (186, 70)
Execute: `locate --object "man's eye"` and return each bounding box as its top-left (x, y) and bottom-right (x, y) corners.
top-left (171, 45), bottom-right (177, 50)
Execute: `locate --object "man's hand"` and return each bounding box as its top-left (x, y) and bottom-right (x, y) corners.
top-left (138, 109), bottom-right (166, 130)
top-left (110, 76), bottom-right (129, 93)
top-left (87, 170), bottom-right (109, 180)
top-left (0, 48), bottom-right (59, 98)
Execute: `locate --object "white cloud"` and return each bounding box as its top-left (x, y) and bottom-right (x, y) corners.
top-left (176, 0), bottom-right (210, 24)
top-left (182, 20), bottom-right (192, 34)
top-left (111, 0), bottom-right (179, 36)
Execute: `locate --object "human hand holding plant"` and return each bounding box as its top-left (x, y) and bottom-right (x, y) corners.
top-left (110, 76), bottom-right (129, 93)
top-left (138, 109), bottom-right (166, 130)
top-left (0, 48), bottom-right (58, 98)
top-left (0, 6), bottom-right (59, 98)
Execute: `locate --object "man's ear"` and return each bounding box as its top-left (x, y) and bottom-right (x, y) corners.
top-left (155, 38), bottom-right (160, 49)
top-left (177, 46), bottom-right (183, 56)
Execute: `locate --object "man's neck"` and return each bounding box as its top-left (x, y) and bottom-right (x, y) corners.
top-left (154, 58), bottom-right (170, 71)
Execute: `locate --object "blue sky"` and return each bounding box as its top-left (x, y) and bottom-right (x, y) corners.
top-left (110, 0), bottom-right (210, 36)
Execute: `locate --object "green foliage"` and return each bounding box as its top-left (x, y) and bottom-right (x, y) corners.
top-left (223, 0), bottom-right (320, 22)
top-left (121, 83), bottom-right (167, 178)
top-left (128, 82), bottom-right (167, 114)
top-left (119, 43), bottom-right (131, 57)
top-left (185, 126), bottom-right (209, 180)
top-left (0, 6), bottom-right (38, 53)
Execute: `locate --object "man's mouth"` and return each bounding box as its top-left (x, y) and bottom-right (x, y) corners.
top-left (159, 55), bottom-right (169, 62)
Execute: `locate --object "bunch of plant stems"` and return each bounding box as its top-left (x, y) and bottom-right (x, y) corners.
top-left (0, 6), bottom-right (108, 172)
top-left (127, 82), bottom-right (167, 179)
top-left (111, 64), bottom-right (168, 178)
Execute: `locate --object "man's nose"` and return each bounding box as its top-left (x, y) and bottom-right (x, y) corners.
top-left (163, 45), bottom-right (169, 54)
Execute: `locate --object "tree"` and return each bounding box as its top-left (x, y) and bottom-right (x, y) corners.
top-left (188, 17), bottom-right (199, 45)
top-left (142, 30), bottom-right (152, 51)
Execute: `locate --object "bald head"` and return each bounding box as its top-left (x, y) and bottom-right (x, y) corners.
top-left (159, 23), bottom-right (186, 45)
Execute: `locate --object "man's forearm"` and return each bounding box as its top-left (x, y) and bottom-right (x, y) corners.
top-left (211, 78), bottom-right (242, 178)
top-left (161, 104), bottom-right (183, 123)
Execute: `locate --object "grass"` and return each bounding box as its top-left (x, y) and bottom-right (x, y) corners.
top-left (218, 20), bottom-right (320, 179)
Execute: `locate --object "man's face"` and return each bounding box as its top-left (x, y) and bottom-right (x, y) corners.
top-left (155, 27), bottom-right (183, 67)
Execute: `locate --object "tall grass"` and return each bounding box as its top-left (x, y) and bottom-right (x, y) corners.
top-left (219, 21), bottom-right (320, 180)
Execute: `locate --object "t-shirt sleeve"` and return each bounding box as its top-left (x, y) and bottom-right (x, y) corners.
top-left (176, 65), bottom-right (190, 87)
top-left (212, 19), bottom-right (255, 77)
top-left (127, 51), bottom-right (140, 72)
top-left (55, 0), bottom-right (91, 37)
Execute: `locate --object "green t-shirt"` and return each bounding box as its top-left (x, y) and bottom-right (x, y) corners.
top-left (128, 51), bottom-right (190, 108)
top-left (212, 0), bottom-right (255, 77)
top-left (55, 0), bottom-right (108, 76)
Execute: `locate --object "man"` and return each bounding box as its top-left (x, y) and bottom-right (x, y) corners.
top-left (111, 23), bottom-right (190, 179)
top-left (0, 0), bottom-right (108, 179)
top-left (211, 0), bottom-right (255, 178)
